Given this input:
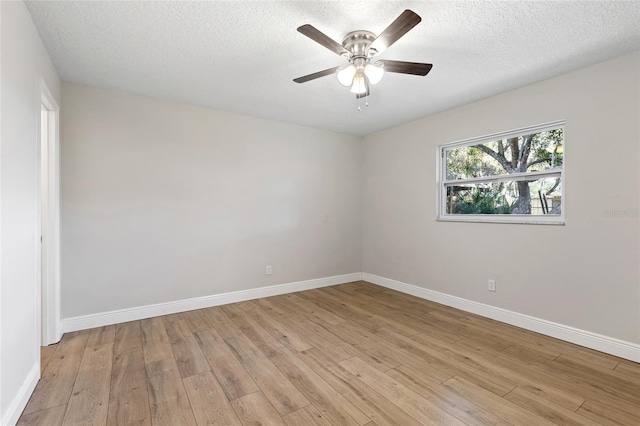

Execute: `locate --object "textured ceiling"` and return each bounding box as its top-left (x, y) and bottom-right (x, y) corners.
top-left (25, 1), bottom-right (640, 135)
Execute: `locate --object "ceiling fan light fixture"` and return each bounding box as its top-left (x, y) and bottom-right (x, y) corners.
top-left (337, 65), bottom-right (356, 86)
top-left (350, 73), bottom-right (368, 94)
top-left (294, 10), bottom-right (429, 103)
top-left (364, 62), bottom-right (384, 85)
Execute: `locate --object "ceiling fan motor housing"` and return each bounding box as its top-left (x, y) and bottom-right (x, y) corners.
top-left (341, 31), bottom-right (378, 60)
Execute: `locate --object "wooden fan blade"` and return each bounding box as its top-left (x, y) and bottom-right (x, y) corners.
top-left (369, 10), bottom-right (421, 54)
top-left (297, 24), bottom-right (351, 56)
top-left (377, 60), bottom-right (432, 76)
top-left (293, 66), bottom-right (341, 83)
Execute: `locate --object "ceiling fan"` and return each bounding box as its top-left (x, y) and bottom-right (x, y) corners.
top-left (293, 10), bottom-right (433, 99)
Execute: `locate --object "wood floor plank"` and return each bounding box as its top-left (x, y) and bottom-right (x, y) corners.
top-left (199, 306), bottom-right (243, 339)
top-left (422, 310), bottom-right (512, 352)
top-left (85, 325), bottom-right (116, 348)
top-left (576, 398), bottom-right (640, 425)
top-left (443, 376), bottom-right (553, 425)
top-left (141, 317), bottom-right (174, 364)
top-left (162, 311), bottom-right (186, 323)
top-left (321, 287), bottom-right (421, 337)
top-left (504, 386), bottom-right (600, 426)
top-left (245, 299), bottom-right (314, 352)
top-left (464, 313), bottom-right (625, 370)
top-left (282, 404), bottom-right (332, 426)
top-left (114, 320), bottom-right (143, 355)
top-left (266, 343), bottom-right (370, 426)
top-left (497, 353), bottom-right (631, 413)
top-left (500, 341), bottom-right (560, 361)
top-left (146, 358), bottom-right (197, 426)
top-left (40, 344), bottom-right (58, 375)
top-left (461, 315), bottom-right (564, 359)
top-left (296, 348), bottom-right (356, 395)
top-left (374, 326), bottom-right (516, 396)
top-left (17, 404), bottom-right (67, 426)
top-left (182, 309), bottom-right (216, 333)
top-left (386, 365), bottom-right (509, 426)
top-left (278, 293), bottom-right (346, 326)
top-left (24, 330), bottom-right (90, 414)
top-left (330, 284), bottom-right (452, 337)
top-left (614, 361), bottom-right (640, 379)
top-left (554, 353), bottom-right (640, 390)
top-left (183, 370), bottom-right (242, 426)
top-left (108, 350), bottom-right (151, 426)
top-left (294, 320), bottom-right (356, 362)
top-left (340, 378), bottom-right (422, 426)
top-left (453, 338), bottom-right (587, 412)
top-left (256, 301), bottom-right (355, 362)
top-left (63, 343), bottom-right (113, 425)
top-left (223, 332), bottom-right (309, 415)
top-left (378, 287), bottom-right (467, 318)
top-left (386, 353), bottom-right (454, 386)
top-left (231, 391), bottom-right (286, 426)
top-left (340, 357), bottom-right (465, 425)
top-left (164, 319), bottom-right (210, 378)
top-left (194, 328), bottom-right (260, 400)
top-left (230, 316), bottom-right (370, 425)
top-left (297, 289), bottom-right (383, 332)
top-left (222, 303), bottom-right (288, 359)
top-left (498, 343), bottom-right (640, 407)
top-left (325, 322), bottom-right (401, 372)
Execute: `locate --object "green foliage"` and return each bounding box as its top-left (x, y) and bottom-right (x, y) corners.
top-left (446, 129), bottom-right (564, 179)
top-left (450, 186), bottom-right (515, 215)
top-left (527, 129), bottom-right (564, 171)
top-left (445, 128), bottom-right (563, 215)
top-left (446, 146), bottom-right (502, 180)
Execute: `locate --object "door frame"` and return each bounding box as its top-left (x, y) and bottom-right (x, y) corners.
top-left (37, 78), bottom-right (61, 347)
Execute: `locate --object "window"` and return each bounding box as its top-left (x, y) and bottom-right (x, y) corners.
top-left (438, 121), bottom-right (564, 224)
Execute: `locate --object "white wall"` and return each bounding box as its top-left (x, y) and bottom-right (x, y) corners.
top-left (362, 52), bottom-right (640, 345)
top-left (0, 1), bottom-right (61, 423)
top-left (61, 83), bottom-right (361, 319)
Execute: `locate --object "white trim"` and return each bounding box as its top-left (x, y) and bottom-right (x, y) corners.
top-left (362, 273), bottom-right (640, 363)
top-left (437, 215), bottom-right (564, 226)
top-left (0, 363), bottom-right (39, 426)
top-left (38, 77), bottom-right (62, 346)
top-left (62, 273), bottom-right (363, 332)
top-left (443, 169), bottom-right (561, 186)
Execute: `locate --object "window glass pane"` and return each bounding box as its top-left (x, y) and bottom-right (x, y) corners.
top-left (446, 129), bottom-right (563, 180)
top-left (446, 177), bottom-right (562, 215)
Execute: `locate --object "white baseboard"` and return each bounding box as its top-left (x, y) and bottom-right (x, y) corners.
top-left (1, 363), bottom-right (39, 426)
top-left (62, 273), bottom-right (363, 333)
top-left (363, 273), bottom-right (640, 363)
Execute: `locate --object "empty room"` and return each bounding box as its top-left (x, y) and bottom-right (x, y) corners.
top-left (2, 0), bottom-right (639, 425)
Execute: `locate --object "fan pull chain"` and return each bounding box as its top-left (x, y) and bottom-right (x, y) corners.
top-left (356, 96), bottom-right (370, 112)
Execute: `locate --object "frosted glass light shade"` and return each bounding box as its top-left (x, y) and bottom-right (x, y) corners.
top-left (364, 63), bottom-right (384, 85)
top-left (350, 74), bottom-right (367, 94)
top-left (337, 65), bottom-right (356, 86)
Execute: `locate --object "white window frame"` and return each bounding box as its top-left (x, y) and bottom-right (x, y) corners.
top-left (437, 120), bottom-right (565, 225)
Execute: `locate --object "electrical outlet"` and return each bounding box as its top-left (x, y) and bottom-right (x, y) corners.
top-left (488, 279), bottom-right (496, 292)
top-left (266, 265), bottom-right (272, 275)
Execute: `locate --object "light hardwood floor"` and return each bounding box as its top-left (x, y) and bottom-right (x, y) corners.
top-left (19, 281), bottom-right (640, 425)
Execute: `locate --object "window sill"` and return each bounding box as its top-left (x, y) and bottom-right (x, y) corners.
top-left (437, 215), bottom-right (565, 225)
